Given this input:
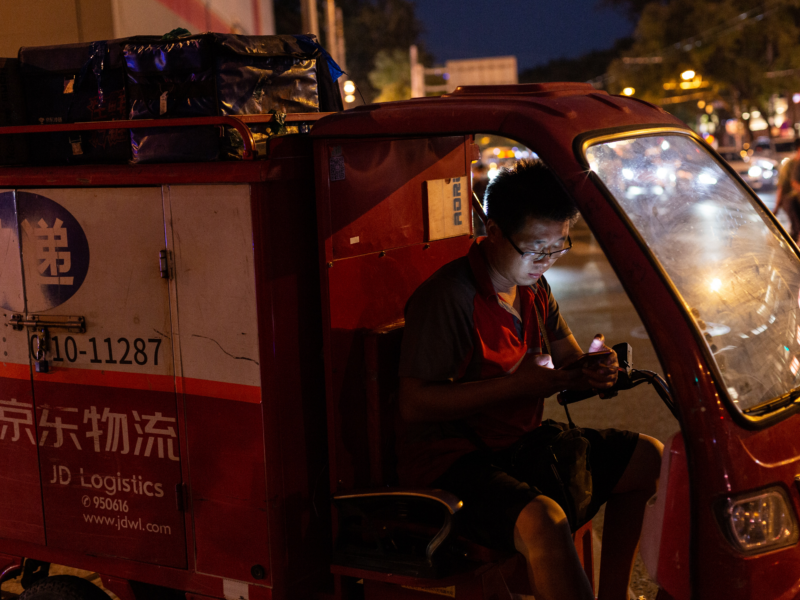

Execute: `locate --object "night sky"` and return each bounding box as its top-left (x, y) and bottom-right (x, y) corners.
top-left (415, 1), bottom-right (634, 71)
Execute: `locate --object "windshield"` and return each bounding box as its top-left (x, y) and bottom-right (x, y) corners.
top-left (586, 134), bottom-right (800, 416)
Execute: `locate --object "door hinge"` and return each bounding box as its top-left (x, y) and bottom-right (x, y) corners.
top-left (159, 250), bottom-right (170, 279)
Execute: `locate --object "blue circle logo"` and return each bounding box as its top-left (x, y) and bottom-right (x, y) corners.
top-left (0, 192), bottom-right (24, 312)
top-left (0, 192), bottom-right (90, 312)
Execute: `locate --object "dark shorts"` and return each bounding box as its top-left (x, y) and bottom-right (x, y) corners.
top-left (431, 424), bottom-right (639, 552)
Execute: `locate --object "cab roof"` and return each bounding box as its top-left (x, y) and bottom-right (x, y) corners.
top-left (311, 82), bottom-right (688, 164)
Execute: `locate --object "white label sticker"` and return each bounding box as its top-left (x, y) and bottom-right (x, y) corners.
top-left (159, 91), bottom-right (168, 115)
top-left (350, 236), bottom-right (360, 244)
top-left (426, 177), bottom-right (470, 241)
top-left (222, 579), bottom-right (249, 600)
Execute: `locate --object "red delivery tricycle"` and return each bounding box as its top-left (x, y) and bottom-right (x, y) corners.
top-left (1, 81), bottom-right (799, 600)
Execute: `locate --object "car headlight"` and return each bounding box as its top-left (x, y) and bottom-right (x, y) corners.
top-left (748, 165), bottom-right (763, 178)
top-left (719, 487), bottom-right (798, 554)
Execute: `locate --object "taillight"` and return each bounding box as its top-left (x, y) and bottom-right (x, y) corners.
top-left (719, 487), bottom-right (799, 554)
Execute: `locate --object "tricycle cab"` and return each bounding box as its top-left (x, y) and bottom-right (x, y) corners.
top-left (311, 83), bottom-right (800, 600)
top-left (0, 82), bottom-right (799, 600)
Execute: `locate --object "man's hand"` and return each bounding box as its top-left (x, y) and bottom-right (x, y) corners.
top-left (581, 334), bottom-right (618, 394)
top-left (400, 335), bottom-right (621, 423)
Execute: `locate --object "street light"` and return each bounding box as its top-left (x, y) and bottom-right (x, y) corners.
top-left (343, 80), bottom-right (356, 104)
top-left (622, 87), bottom-right (635, 96)
top-left (681, 70), bottom-right (696, 81)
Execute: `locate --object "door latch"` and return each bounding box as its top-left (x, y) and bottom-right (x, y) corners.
top-left (8, 314), bottom-right (85, 374)
top-left (32, 327), bottom-right (48, 373)
top-left (8, 314), bottom-right (85, 333)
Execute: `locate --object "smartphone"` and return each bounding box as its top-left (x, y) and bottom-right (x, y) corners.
top-left (560, 350), bottom-right (613, 371)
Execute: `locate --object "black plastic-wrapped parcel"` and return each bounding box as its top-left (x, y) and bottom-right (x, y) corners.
top-left (18, 37), bottom-right (159, 164)
top-left (213, 33), bottom-right (343, 159)
top-left (0, 58), bottom-right (28, 165)
top-left (125, 34), bottom-right (219, 164)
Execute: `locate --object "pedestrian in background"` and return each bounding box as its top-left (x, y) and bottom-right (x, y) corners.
top-left (777, 138), bottom-right (800, 242)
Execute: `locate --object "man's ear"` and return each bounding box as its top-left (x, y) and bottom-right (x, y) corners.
top-left (485, 219), bottom-right (503, 242)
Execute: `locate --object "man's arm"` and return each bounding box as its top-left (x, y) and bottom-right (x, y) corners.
top-left (400, 335), bottom-right (618, 423)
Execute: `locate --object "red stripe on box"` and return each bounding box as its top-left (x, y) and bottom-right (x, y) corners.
top-left (0, 362), bottom-right (31, 380)
top-left (252, 0), bottom-right (262, 35)
top-left (32, 367), bottom-right (176, 393)
top-left (15, 363), bottom-right (261, 403)
top-left (154, 0), bottom-right (233, 33)
top-left (180, 376), bottom-right (262, 403)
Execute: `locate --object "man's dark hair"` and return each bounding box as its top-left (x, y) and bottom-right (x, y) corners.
top-left (483, 159), bottom-right (579, 236)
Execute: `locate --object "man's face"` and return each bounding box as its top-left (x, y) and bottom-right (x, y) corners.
top-left (487, 217), bottom-right (571, 287)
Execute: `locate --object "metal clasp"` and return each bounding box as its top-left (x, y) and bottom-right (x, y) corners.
top-left (8, 314), bottom-right (85, 333)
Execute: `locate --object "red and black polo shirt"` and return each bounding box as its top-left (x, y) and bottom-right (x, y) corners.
top-left (397, 239), bottom-right (571, 485)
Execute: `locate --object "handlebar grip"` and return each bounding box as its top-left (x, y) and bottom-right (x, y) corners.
top-left (557, 389), bottom-right (597, 405)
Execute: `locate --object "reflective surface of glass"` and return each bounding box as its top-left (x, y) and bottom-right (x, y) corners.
top-left (586, 135), bottom-right (800, 415)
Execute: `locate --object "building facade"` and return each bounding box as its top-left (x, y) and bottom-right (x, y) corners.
top-left (0, 0), bottom-right (275, 56)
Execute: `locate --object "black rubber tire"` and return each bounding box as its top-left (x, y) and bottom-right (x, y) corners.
top-left (18, 576), bottom-right (110, 600)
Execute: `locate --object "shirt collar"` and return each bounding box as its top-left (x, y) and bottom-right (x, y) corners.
top-left (467, 240), bottom-right (498, 298)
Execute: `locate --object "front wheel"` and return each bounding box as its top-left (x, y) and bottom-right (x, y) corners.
top-left (18, 576), bottom-right (110, 600)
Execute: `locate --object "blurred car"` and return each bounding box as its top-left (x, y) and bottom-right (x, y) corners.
top-left (724, 156), bottom-right (779, 190)
top-left (753, 136), bottom-right (797, 163)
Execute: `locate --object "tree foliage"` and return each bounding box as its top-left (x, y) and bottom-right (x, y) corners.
top-left (607, 0), bottom-right (800, 130)
top-left (368, 48), bottom-right (411, 101)
top-left (598, 0), bottom-right (666, 21)
top-left (274, 0), bottom-right (427, 103)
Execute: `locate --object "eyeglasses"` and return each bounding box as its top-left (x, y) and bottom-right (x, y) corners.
top-left (504, 232), bottom-right (572, 261)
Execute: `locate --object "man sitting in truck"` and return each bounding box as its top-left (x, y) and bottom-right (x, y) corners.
top-left (397, 159), bottom-right (663, 600)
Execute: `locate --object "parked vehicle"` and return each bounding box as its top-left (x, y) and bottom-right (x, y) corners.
top-left (753, 135), bottom-right (797, 163)
top-left (724, 156), bottom-right (779, 190)
top-left (1, 81), bottom-right (799, 600)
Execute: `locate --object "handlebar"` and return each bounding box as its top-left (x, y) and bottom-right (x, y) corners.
top-left (556, 342), bottom-right (678, 419)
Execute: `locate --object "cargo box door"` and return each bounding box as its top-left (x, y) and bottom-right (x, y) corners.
top-left (19, 188), bottom-right (187, 568)
top-left (0, 190), bottom-right (45, 545)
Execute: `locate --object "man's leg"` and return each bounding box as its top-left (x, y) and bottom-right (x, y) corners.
top-left (513, 496), bottom-right (594, 600)
top-left (598, 434), bottom-right (663, 600)
top-left (789, 200), bottom-right (800, 242)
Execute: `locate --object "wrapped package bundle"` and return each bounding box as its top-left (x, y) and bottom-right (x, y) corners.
top-left (125, 34), bottom-right (219, 164)
top-left (214, 33), bottom-right (343, 159)
top-left (19, 38), bottom-right (157, 164)
top-left (0, 58), bottom-right (28, 165)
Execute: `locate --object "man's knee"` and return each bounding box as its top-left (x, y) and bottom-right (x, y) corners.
top-left (639, 434), bottom-right (664, 478)
top-left (513, 496), bottom-right (571, 554)
top-left (615, 434), bottom-right (663, 496)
